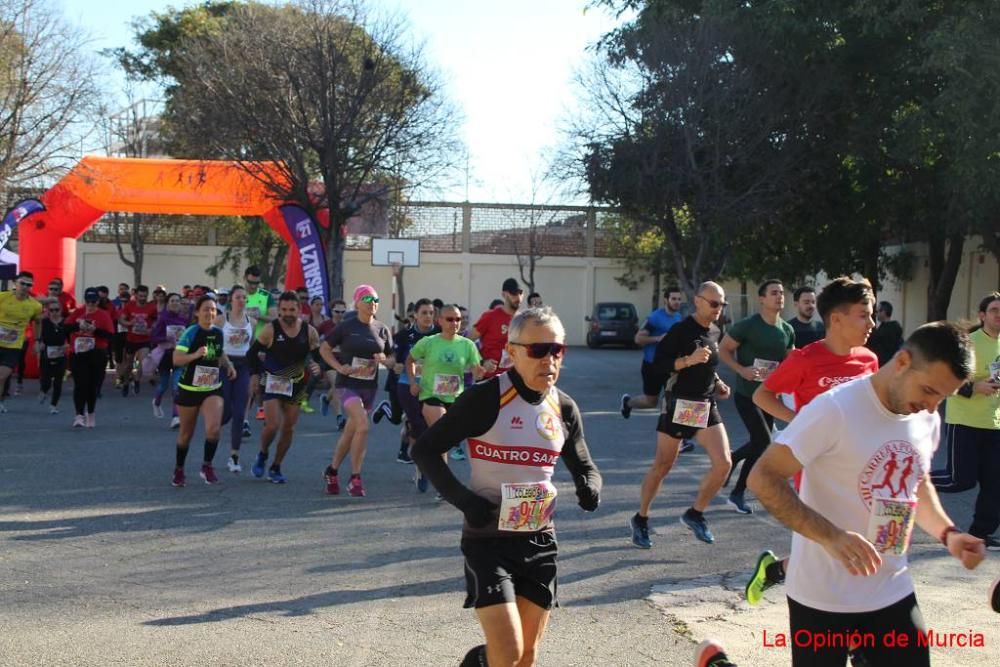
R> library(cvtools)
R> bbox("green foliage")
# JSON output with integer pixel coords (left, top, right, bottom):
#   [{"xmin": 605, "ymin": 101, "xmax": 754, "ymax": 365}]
[{"xmin": 206, "ymin": 216, "xmax": 287, "ymax": 287}]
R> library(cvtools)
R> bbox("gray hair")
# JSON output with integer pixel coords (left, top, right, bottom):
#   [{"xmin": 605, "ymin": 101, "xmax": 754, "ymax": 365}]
[{"xmin": 508, "ymin": 306, "xmax": 566, "ymax": 342}]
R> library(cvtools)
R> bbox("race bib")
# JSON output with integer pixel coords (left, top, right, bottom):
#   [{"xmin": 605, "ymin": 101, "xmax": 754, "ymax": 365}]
[
  {"xmin": 265, "ymin": 373, "xmax": 293, "ymax": 396},
  {"xmin": 990, "ymin": 360, "xmax": 1000, "ymax": 383},
  {"xmin": 116, "ymin": 323, "xmax": 127, "ymax": 333},
  {"xmin": 498, "ymin": 482, "xmax": 557, "ymax": 532},
  {"xmin": 166, "ymin": 325, "xmax": 185, "ymax": 343},
  {"xmin": 246, "ymin": 307, "xmax": 261, "ymax": 319},
  {"xmin": 0, "ymin": 325, "xmax": 18, "ymax": 344},
  {"xmin": 672, "ymin": 398, "xmax": 710, "ymax": 428},
  {"xmin": 46, "ymin": 345, "xmax": 65, "ymax": 359},
  {"xmin": 866, "ymin": 496, "xmax": 917, "ymax": 555},
  {"xmin": 74, "ymin": 336, "xmax": 95, "ymax": 353},
  {"xmin": 226, "ymin": 329, "xmax": 250, "ymax": 348},
  {"xmin": 192, "ymin": 365, "xmax": 220, "ymax": 388},
  {"xmin": 753, "ymin": 358, "xmax": 780, "ymax": 380},
  {"xmin": 350, "ymin": 357, "xmax": 377, "ymax": 381},
  {"xmin": 132, "ymin": 315, "xmax": 149, "ymax": 335},
  {"xmin": 433, "ymin": 373, "xmax": 461, "ymax": 397}
]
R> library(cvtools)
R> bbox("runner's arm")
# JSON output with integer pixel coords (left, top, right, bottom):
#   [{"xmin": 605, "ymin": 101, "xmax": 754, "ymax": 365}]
[
  {"xmin": 557, "ymin": 392, "xmax": 602, "ymax": 510},
  {"xmin": 467, "ymin": 326, "xmax": 481, "ymax": 342},
  {"xmin": 633, "ymin": 320, "xmax": 660, "ymax": 347},
  {"xmin": 915, "ymin": 473, "xmax": 985, "ymax": 569},
  {"xmin": 718, "ymin": 334, "xmax": 753, "ymax": 381},
  {"xmin": 752, "ymin": 383, "xmax": 796, "ymax": 423}
]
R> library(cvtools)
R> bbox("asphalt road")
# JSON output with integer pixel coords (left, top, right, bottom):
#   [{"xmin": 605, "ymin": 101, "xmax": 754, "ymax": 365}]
[{"xmin": 1, "ymin": 347, "xmax": 997, "ymax": 666}]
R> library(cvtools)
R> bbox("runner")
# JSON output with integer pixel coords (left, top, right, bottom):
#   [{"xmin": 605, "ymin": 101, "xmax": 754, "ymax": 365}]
[
  {"xmin": 867, "ymin": 300, "xmax": 905, "ymax": 367},
  {"xmin": 620, "ymin": 286, "xmax": 684, "ymax": 419},
  {"xmin": 0, "ymin": 272, "xmax": 42, "ymax": 413},
  {"xmin": 65, "ymin": 288, "xmax": 115, "ymax": 427},
  {"xmin": 150, "ymin": 293, "xmax": 189, "ymax": 427},
  {"xmin": 110, "ymin": 283, "xmax": 130, "ymax": 376},
  {"xmin": 931, "ymin": 292, "xmax": 1000, "ymax": 550},
  {"xmin": 36, "ymin": 299, "xmax": 69, "ymax": 414},
  {"xmin": 628, "ymin": 281, "xmax": 733, "ymax": 548},
  {"xmin": 318, "ymin": 299, "xmax": 347, "ymax": 430},
  {"xmin": 469, "ymin": 277, "xmax": 522, "ymax": 377},
  {"xmin": 410, "ymin": 306, "xmax": 601, "ymax": 667},
  {"xmin": 391, "ymin": 298, "xmax": 439, "ymax": 465},
  {"xmin": 748, "ymin": 321, "xmax": 985, "ymax": 667},
  {"xmin": 718, "ymin": 279, "xmax": 794, "ymax": 514},
  {"xmin": 170, "ymin": 295, "xmax": 237, "ymax": 487},
  {"xmin": 244, "ymin": 265, "xmax": 277, "ymax": 423},
  {"xmin": 217, "ymin": 285, "xmax": 255, "ymax": 473},
  {"xmin": 320, "ymin": 284, "xmax": 393, "ymax": 496},
  {"xmin": 787, "ymin": 286, "xmax": 825, "ymax": 347},
  {"xmin": 117, "ymin": 285, "xmax": 158, "ymax": 396}
]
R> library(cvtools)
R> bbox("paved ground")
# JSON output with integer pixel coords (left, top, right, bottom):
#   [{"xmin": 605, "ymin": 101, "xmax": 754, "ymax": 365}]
[{"xmin": 1, "ymin": 347, "xmax": 997, "ymax": 666}]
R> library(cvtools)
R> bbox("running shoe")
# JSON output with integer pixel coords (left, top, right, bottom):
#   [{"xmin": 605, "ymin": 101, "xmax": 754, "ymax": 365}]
[
  {"xmin": 415, "ymin": 470, "xmax": 429, "ymax": 493},
  {"xmin": 267, "ymin": 466, "xmax": 286, "ymax": 484},
  {"xmin": 680, "ymin": 511, "xmax": 715, "ymax": 544},
  {"xmin": 49, "ymin": 405, "xmax": 59, "ymax": 415},
  {"xmin": 726, "ymin": 493, "xmax": 752, "ymax": 515},
  {"xmin": 38, "ymin": 392, "xmax": 47, "ymax": 404},
  {"xmin": 449, "ymin": 446, "xmax": 466, "ymax": 461},
  {"xmin": 680, "ymin": 439, "xmax": 696, "ymax": 454},
  {"xmin": 745, "ymin": 550, "xmax": 778, "ymax": 606},
  {"xmin": 251, "ymin": 452, "xmax": 267, "ymax": 478},
  {"xmin": 85, "ymin": 413, "xmax": 96, "ymax": 428},
  {"xmin": 620, "ymin": 393, "xmax": 632, "ymax": 419},
  {"xmin": 242, "ymin": 420, "xmax": 252, "ymax": 438},
  {"xmin": 372, "ymin": 400, "xmax": 391, "ymax": 425},
  {"xmin": 0, "ymin": 401, "xmax": 6, "ymax": 413},
  {"xmin": 336, "ymin": 414, "xmax": 346, "ymax": 431},
  {"xmin": 348, "ymin": 475, "xmax": 365, "ymax": 497},
  {"xmin": 200, "ymin": 464, "xmax": 219, "ymax": 484},
  {"xmin": 397, "ymin": 445, "xmax": 413, "ymax": 464},
  {"xmin": 629, "ymin": 514, "xmax": 652, "ymax": 549},
  {"xmin": 121, "ymin": 382, "xmax": 129, "ymax": 398},
  {"xmin": 299, "ymin": 399, "xmax": 315, "ymax": 414},
  {"xmin": 13, "ymin": 381, "xmax": 21, "ymax": 396},
  {"xmin": 169, "ymin": 416, "xmax": 180, "ymax": 429},
  {"xmin": 695, "ymin": 639, "xmax": 737, "ymax": 667},
  {"xmin": 985, "ymin": 535, "xmax": 1000, "ymax": 551},
  {"xmin": 72, "ymin": 414, "xmax": 85, "ymax": 428},
  {"xmin": 152, "ymin": 399, "xmax": 164, "ymax": 419},
  {"xmin": 133, "ymin": 379, "xmax": 141, "ymax": 396},
  {"xmin": 227, "ymin": 456, "xmax": 242, "ymax": 474},
  {"xmin": 320, "ymin": 394, "xmax": 330, "ymax": 416},
  {"xmin": 255, "ymin": 406, "xmax": 265, "ymax": 420},
  {"xmin": 171, "ymin": 467, "xmax": 185, "ymax": 487},
  {"xmin": 324, "ymin": 466, "xmax": 339, "ymax": 495}
]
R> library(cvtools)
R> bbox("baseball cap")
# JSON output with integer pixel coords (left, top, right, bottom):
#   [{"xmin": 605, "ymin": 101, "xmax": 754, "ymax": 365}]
[
  {"xmin": 502, "ymin": 278, "xmax": 522, "ymax": 294},
  {"xmin": 84, "ymin": 287, "xmax": 100, "ymax": 302},
  {"xmin": 217, "ymin": 287, "xmax": 230, "ymax": 295}
]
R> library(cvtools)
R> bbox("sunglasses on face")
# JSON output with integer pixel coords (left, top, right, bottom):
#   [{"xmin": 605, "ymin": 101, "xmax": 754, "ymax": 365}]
[
  {"xmin": 48, "ymin": 308, "xmax": 61, "ymax": 313},
  {"xmin": 509, "ymin": 341, "xmax": 567, "ymax": 359},
  {"xmin": 360, "ymin": 295, "xmax": 379, "ymax": 304},
  {"xmin": 332, "ymin": 309, "xmax": 346, "ymax": 314},
  {"xmin": 697, "ymin": 295, "xmax": 728, "ymax": 309},
  {"xmin": 443, "ymin": 316, "xmax": 462, "ymax": 323},
  {"xmin": 48, "ymin": 286, "xmax": 60, "ymax": 291},
  {"xmin": 17, "ymin": 281, "xmax": 32, "ymax": 288},
  {"xmin": 246, "ymin": 279, "xmax": 260, "ymax": 285}
]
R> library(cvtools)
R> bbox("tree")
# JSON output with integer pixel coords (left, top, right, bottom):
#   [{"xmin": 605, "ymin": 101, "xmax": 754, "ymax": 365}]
[
  {"xmin": 598, "ymin": 212, "xmax": 672, "ymax": 310},
  {"xmin": 0, "ymin": 0, "xmax": 100, "ymax": 186},
  {"xmin": 206, "ymin": 216, "xmax": 288, "ymax": 288}
]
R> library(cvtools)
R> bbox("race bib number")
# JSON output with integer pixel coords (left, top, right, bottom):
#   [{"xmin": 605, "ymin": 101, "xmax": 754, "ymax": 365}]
[
  {"xmin": 166, "ymin": 325, "xmax": 185, "ymax": 343},
  {"xmin": 192, "ymin": 365, "xmax": 220, "ymax": 388},
  {"xmin": 132, "ymin": 315, "xmax": 149, "ymax": 335},
  {"xmin": 46, "ymin": 345, "xmax": 65, "ymax": 359},
  {"xmin": 350, "ymin": 357, "xmax": 377, "ymax": 381},
  {"xmin": 990, "ymin": 360, "xmax": 1000, "ymax": 383},
  {"xmin": 498, "ymin": 482, "xmax": 557, "ymax": 532},
  {"xmin": 0, "ymin": 325, "xmax": 18, "ymax": 344},
  {"xmin": 753, "ymin": 358, "xmax": 780, "ymax": 380},
  {"xmin": 672, "ymin": 398, "xmax": 710, "ymax": 428},
  {"xmin": 246, "ymin": 307, "xmax": 261, "ymax": 319},
  {"xmin": 74, "ymin": 336, "xmax": 95, "ymax": 353},
  {"xmin": 433, "ymin": 373, "xmax": 461, "ymax": 397},
  {"xmin": 866, "ymin": 496, "xmax": 917, "ymax": 555},
  {"xmin": 226, "ymin": 329, "xmax": 250, "ymax": 349},
  {"xmin": 265, "ymin": 373, "xmax": 293, "ymax": 396}
]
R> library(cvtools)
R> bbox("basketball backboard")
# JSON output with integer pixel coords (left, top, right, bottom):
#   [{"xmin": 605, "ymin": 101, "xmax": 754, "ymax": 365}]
[{"xmin": 371, "ymin": 238, "xmax": 420, "ymax": 267}]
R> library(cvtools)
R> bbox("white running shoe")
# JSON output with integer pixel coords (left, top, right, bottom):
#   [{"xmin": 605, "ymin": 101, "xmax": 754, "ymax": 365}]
[
  {"xmin": 227, "ymin": 457, "xmax": 242, "ymax": 474},
  {"xmin": 169, "ymin": 416, "xmax": 180, "ymax": 429},
  {"xmin": 49, "ymin": 405, "xmax": 59, "ymax": 415},
  {"xmin": 0, "ymin": 401, "xmax": 7, "ymax": 413},
  {"xmin": 152, "ymin": 399, "xmax": 164, "ymax": 418},
  {"xmin": 85, "ymin": 413, "xmax": 96, "ymax": 428},
  {"xmin": 72, "ymin": 414, "xmax": 85, "ymax": 428},
  {"xmin": 38, "ymin": 392, "xmax": 48, "ymax": 404}
]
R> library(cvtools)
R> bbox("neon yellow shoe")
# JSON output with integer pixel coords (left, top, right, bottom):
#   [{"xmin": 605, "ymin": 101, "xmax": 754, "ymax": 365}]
[
  {"xmin": 299, "ymin": 400, "xmax": 315, "ymax": 414},
  {"xmin": 745, "ymin": 550, "xmax": 778, "ymax": 606}
]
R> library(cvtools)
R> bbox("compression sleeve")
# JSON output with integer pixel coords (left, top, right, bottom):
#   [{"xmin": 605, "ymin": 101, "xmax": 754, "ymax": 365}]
[{"xmin": 557, "ymin": 390, "xmax": 603, "ymax": 494}]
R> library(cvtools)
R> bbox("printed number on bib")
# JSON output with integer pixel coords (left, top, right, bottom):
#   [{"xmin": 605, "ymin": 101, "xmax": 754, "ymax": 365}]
[
  {"xmin": 866, "ymin": 496, "xmax": 917, "ymax": 555},
  {"xmin": 350, "ymin": 357, "xmax": 377, "ymax": 381},
  {"xmin": 0, "ymin": 325, "xmax": 18, "ymax": 344},
  {"xmin": 166, "ymin": 325, "xmax": 185, "ymax": 342},
  {"xmin": 74, "ymin": 337, "xmax": 95, "ymax": 353},
  {"xmin": 193, "ymin": 365, "xmax": 220, "ymax": 388},
  {"xmin": 753, "ymin": 358, "xmax": 780, "ymax": 380},
  {"xmin": 990, "ymin": 361, "xmax": 1000, "ymax": 383},
  {"xmin": 46, "ymin": 345, "xmax": 65, "ymax": 359},
  {"xmin": 132, "ymin": 316, "xmax": 149, "ymax": 335},
  {"xmin": 498, "ymin": 482, "xmax": 557, "ymax": 532},
  {"xmin": 226, "ymin": 330, "xmax": 250, "ymax": 349},
  {"xmin": 265, "ymin": 373, "xmax": 293, "ymax": 397},
  {"xmin": 672, "ymin": 398, "xmax": 710, "ymax": 428},
  {"xmin": 433, "ymin": 373, "xmax": 461, "ymax": 397}
]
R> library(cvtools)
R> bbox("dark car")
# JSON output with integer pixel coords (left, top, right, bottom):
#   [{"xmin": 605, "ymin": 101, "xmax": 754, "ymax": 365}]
[{"xmin": 586, "ymin": 302, "xmax": 639, "ymax": 348}]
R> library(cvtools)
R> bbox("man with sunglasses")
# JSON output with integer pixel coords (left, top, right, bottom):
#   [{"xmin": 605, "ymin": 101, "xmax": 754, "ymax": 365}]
[
  {"xmin": 629, "ymin": 281, "xmax": 734, "ymax": 548},
  {"xmin": 0, "ymin": 271, "xmax": 42, "ymax": 412},
  {"xmin": 470, "ymin": 277, "xmax": 523, "ymax": 378},
  {"xmin": 411, "ymin": 306, "xmax": 601, "ymax": 667},
  {"xmin": 37, "ymin": 298, "xmax": 70, "ymax": 414}
]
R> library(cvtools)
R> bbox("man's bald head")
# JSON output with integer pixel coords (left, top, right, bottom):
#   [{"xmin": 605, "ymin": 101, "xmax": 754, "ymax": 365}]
[{"xmin": 693, "ymin": 281, "xmax": 726, "ymax": 321}]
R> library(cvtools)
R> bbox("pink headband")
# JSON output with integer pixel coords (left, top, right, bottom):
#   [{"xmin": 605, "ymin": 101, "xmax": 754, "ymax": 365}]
[{"xmin": 353, "ymin": 284, "xmax": 378, "ymax": 303}]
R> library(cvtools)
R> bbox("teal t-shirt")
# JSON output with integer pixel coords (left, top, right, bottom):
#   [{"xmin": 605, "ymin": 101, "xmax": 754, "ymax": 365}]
[
  {"xmin": 410, "ymin": 334, "xmax": 481, "ymax": 403},
  {"xmin": 728, "ymin": 314, "xmax": 795, "ymax": 397}
]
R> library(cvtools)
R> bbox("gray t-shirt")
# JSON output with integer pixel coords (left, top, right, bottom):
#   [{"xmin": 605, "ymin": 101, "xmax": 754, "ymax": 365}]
[{"xmin": 323, "ymin": 316, "xmax": 393, "ymax": 389}]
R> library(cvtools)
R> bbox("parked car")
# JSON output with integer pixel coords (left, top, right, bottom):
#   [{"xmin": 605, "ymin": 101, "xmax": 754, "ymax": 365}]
[{"xmin": 585, "ymin": 302, "xmax": 639, "ymax": 348}]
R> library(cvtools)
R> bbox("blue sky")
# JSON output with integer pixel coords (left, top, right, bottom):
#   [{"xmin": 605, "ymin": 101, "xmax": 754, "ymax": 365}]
[{"xmin": 62, "ymin": 0, "xmax": 620, "ymax": 204}]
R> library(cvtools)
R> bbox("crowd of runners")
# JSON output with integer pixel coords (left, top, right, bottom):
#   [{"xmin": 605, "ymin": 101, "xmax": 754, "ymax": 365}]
[{"xmin": 2, "ymin": 265, "xmax": 998, "ymax": 666}]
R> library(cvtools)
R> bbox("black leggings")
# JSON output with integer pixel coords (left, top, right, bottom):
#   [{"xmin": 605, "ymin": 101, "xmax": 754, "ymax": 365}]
[
  {"xmin": 40, "ymin": 358, "xmax": 67, "ymax": 406},
  {"xmin": 788, "ymin": 593, "xmax": 928, "ymax": 667},
  {"xmin": 71, "ymin": 349, "xmax": 106, "ymax": 415},
  {"xmin": 731, "ymin": 392, "xmax": 774, "ymax": 496},
  {"xmin": 931, "ymin": 422, "xmax": 1000, "ymax": 538}
]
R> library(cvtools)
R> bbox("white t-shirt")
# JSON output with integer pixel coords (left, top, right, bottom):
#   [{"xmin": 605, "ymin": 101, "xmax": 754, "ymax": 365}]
[{"xmin": 778, "ymin": 376, "xmax": 939, "ymax": 613}]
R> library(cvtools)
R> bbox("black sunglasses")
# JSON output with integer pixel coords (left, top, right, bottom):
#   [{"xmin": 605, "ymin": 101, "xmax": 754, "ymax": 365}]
[
  {"xmin": 48, "ymin": 308, "xmax": 61, "ymax": 313},
  {"xmin": 332, "ymin": 309, "xmax": 346, "ymax": 314},
  {"xmin": 17, "ymin": 281, "xmax": 33, "ymax": 288},
  {"xmin": 443, "ymin": 316, "xmax": 462, "ymax": 323},
  {"xmin": 697, "ymin": 295, "xmax": 728, "ymax": 309},
  {"xmin": 509, "ymin": 342, "xmax": 566, "ymax": 359}
]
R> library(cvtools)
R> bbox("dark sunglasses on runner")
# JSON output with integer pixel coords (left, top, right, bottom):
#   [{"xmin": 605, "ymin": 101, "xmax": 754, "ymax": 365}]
[
  {"xmin": 332, "ymin": 309, "xmax": 346, "ymax": 314},
  {"xmin": 17, "ymin": 280, "xmax": 32, "ymax": 288},
  {"xmin": 361, "ymin": 295, "xmax": 379, "ymax": 304},
  {"xmin": 48, "ymin": 307, "xmax": 61, "ymax": 313},
  {"xmin": 697, "ymin": 295, "xmax": 728, "ymax": 309},
  {"xmin": 509, "ymin": 342, "xmax": 566, "ymax": 359},
  {"xmin": 443, "ymin": 316, "xmax": 462, "ymax": 323}
]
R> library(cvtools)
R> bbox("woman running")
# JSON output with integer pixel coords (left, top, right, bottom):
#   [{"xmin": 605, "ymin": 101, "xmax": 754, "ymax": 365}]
[
  {"xmin": 171, "ymin": 295, "xmax": 236, "ymax": 487},
  {"xmin": 37, "ymin": 299, "xmax": 70, "ymax": 414},
  {"xmin": 150, "ymin": 293, "xmax": 189, "ymax": 427},
  {"xmin": 65, "ymin": 288, "xmax": 115, "ymax": 427},
  {"xmin": 217, "ymin": 285, "xmax": 255, "ymax": 474},
  {"xmin": 320, "ymin": 284, "xmax": 394, "ymax": 497}
]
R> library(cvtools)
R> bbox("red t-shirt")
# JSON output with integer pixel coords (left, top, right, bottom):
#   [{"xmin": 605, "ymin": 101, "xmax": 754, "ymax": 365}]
[
  {"xmin": 473, "ymin": 306, "xmax": 514, "ymax": 365},
  {"xmin": 66, "ymin": 307, "xmax": 114, "ymax": 351},
  {"xmin": 123, "ymin": 301, "xmax": 158, "ymax": 342},
  {"xmin": 764, "ymin": 340, "xmax": 879, "ymax": 411},
  {"xmin": 316, "ymin": 319, "xmax": 335, "ymax": 338},
  {"xmin": 56, "ymin": 292, "xmax": 76, "ymax": 317}
]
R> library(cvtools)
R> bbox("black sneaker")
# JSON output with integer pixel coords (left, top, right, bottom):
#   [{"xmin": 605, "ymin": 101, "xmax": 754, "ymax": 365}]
[
  {"xmin": 681, "ymin": 511, "xmax": 715, "ymax": 544},
  {"xmin": 985, "ymin": 535, "xmax": 1000, "ymax": 551},
  {"xmin": 620, "ymin": 393, "xmax": 632, "ymax": 419},
  {"xmin": 372, "ymin": 400, "xmax": 389, "ymax": 424},
  {"xmin": 133, "ymin": 379, "xmax": 141, "ymax": 396},
  {"xmin": 680, "ymin": 439, "xmax": 696, "ymax": 454},
  {"xmin": 397, "ymin": 447, "xmax": 413, "ymax": 464},
  {"xmin": 726, "ymin": 493, "xmax": 752, "ymax": 515},
  {"xmin": 336, "ymin": 414, "xmax": 346, "ymax": 431},
  {"xmin": 242, "ymin": 420, "xmax": 252, "ymax": 438},
  {"xmin": 629, "ymin": 514, "xmax": 652, "ymax": 549}
]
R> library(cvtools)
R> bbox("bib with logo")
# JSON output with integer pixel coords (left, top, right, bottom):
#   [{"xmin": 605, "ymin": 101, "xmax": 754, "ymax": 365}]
[
  {"xmin": 46, "ymin": 345, "xmax": 65, "ymax": 359},
  {"xmin": 166, "ymin": 325, "xmax": 185, "ymax": 343},
  {"xmin": 672, "ymin": 398, "xmax": 710, "ymax": 428},
  {"xmin": 132, "ymin": 315, "xmax": 150, "ymax": 335},
  {"xmin": 265, "ymin": 373, "xmax": 293, "ymax": 396},
  {"xmin": 0, "ymin": 325, "xmax": 18, "ymax": 344},
  {"xmin": 866, "ymin": 496, "xmax": 917, "ymax": 555},
  {"xmin": 433, "ymin": 373, "xmax": 462, "ymax": 397},
  {"xmin": 753, "ymin": 358, "xmax": 780, "ymax": 380},
  {"xmin": 74, "ymin": 337, "xmax": 95, "ymax": 353},
  {"xmin": 497, "ymin": 481, "xmax": 557, "ymax": 532},
  {"xmin": 351, "ymin": 357, "xmax": 378, "ymax": 381},
  {"xmin": 226, "ymin": 329, "xmax": 250, "ymax": 349},
  {"xmin": 192, "ymin": 365, "xmax": 220, "ymax": 388}
]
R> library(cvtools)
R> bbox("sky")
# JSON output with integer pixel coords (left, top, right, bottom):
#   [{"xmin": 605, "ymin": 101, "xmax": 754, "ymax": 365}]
[{"xmin": 60, "ymin": 0, "xmax": 622, "ymax": 204}]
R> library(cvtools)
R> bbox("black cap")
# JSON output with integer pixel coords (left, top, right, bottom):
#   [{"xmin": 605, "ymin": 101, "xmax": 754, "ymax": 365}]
[
  {"xmin": 502, "ymin": 278, "xmax": 521, "ymax": 294},
  {"xmin": 84, "ymin": 287, "xmax": 99, "ymax": 302}
]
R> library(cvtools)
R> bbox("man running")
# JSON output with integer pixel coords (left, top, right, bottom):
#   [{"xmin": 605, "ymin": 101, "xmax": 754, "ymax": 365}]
[
  {"xmin": 748, "ymin": 322, "xmax": 985, "ymax": 667},
  {"xmin": 931, "ymin": 292, "xmax": 1000, "ymax": 550},
  {"xmin": 411, "ymin": 306, "xmax": 601, "ymax": 667},
  {"xmin": 469, "ymin": 277, "xmax": 522, "ymax": 376},
  {"xmin": 244, "ymin": 265, "xmax": 277, "ymax": 423},
  {"xmin": 629, "ymin": 282, "xmax": 733, "ymax": 548},
  {"xmin": 0, "ymin": 272, "xmax": 42, "ymax": 413},
  {"xmin": 719, "ymin": 280, "xmax": 794, "ymax": 514},
  {"xmin": 867, "ymin": 300, "xmax": 905, "ymax": 367},
  {"xmin": 620, "ymin": 286, "xmax": 684, "ymax": 419},
  {"xmin": 318, "ymin": 299, "xmax": 347, "ymax": 430},
  {"xmin": 391, "ymin": 298, "xmax": 439, "ymax": 464},
  {"xmin": 787, "ymin": 286, "xmax": 825, "ymax": 347},
  {"xmin": 249, "ymin": 291, "xmax": 321, "ymax": 484},
  {"xmin": 745, "ymin": 276, "xmax": 879, "ymax": 604},
  {"xmin": 118, "ymin": 285, "xmax": 158, "ymax": 396}
]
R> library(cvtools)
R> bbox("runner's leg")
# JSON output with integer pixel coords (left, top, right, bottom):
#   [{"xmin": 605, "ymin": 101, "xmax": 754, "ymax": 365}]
[
  {"xmin": 638, "ymin": 432, "xmax": 683, "ymax": 517},
  {"xmin": 272, "ymin": 400, "xmax": 300, "ymax": 466},
  {"xmin": 693, "ymin": 424, "xmax": 731, "ymax": 512}
]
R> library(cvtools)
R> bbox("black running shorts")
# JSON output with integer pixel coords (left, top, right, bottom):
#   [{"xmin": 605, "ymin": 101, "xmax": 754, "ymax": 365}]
[
  {"xmin": 175, "ymin": 387, "xmax": 222, "ymax": 408},
  {"xmin": 656, "ymin": 395, "xmax": 722, "ymax": 440},
  {"xmin": 461, "ymin": 532, "xmax": 558, "ymax": 610}
]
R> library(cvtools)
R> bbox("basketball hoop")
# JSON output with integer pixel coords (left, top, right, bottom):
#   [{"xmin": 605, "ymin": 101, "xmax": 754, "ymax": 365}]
[{"xmin": 391, "ymin": 262, "xmax": 402, "ymax": 278}]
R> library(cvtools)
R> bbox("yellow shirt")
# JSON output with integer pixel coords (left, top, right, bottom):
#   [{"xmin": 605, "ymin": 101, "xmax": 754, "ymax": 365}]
[
  {"xmin": 945, "ymin": 328, "xmax": 1000, "ymax": 430},
  {"xmin": 0, "ymin": 291, "xmax": 42, "ymax": 349}
]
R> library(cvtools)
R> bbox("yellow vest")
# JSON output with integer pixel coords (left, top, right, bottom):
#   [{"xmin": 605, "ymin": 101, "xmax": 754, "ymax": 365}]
[{"xmin": 945, "ymin": 328, "xmax": 1000, "ymax": 430}]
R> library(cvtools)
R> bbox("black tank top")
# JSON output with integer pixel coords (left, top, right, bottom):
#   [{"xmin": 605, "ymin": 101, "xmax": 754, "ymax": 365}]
[{"xmin": 264, "ymin": 318, "xmax": 310, "ymax": 379}]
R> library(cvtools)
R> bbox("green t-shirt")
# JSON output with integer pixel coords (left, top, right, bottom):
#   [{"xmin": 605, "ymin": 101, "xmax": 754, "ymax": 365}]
[
  {"xmin": 728, "ymin": 313, "xmax": 795, "ymax": 397},
  {"xmin": 246, "ymin": 289, "xmax": 275, "ymax": 338},
  {"xmin": 946, "ymin": 328, "xmax": 1000, "ymax": 430},
  {"xmin": 410, "ymin": 334, "xmax": 481, "ymax": 403}
]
